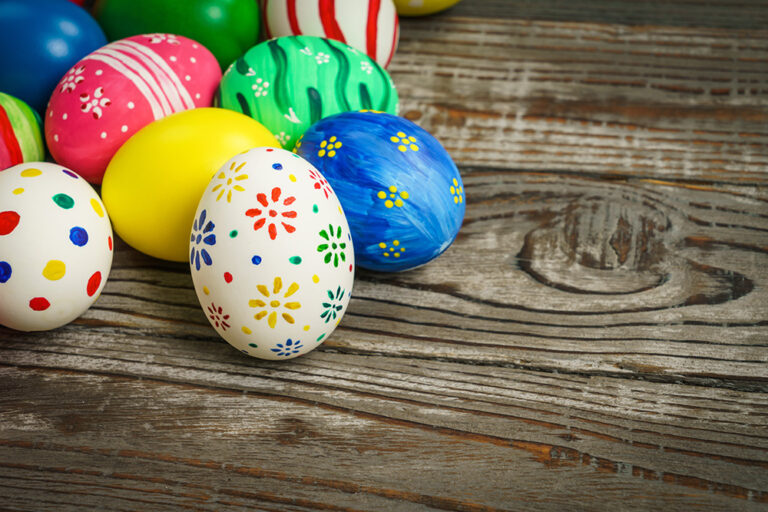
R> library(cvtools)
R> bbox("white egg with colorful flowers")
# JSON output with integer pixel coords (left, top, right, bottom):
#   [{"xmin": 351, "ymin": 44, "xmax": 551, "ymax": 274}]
[
  {"xmin": 0, "ymin": 162, "xmax": 113, "ymax": 331},
  {"xmin": 190, "ymin": 147, "xmax": 354, "ymax": 360}
]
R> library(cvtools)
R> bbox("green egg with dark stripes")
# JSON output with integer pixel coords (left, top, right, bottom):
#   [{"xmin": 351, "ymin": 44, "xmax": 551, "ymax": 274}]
[
  {"xmin": 0, "ymin": 92, "xmax": 44, "ymax": 171},
  {"xmin": 217, "ymin": 35, "xmax": 398, "ymax": 150}
]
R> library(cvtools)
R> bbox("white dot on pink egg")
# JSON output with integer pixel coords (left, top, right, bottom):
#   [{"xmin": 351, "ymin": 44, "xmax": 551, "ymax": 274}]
[
  {"xmin": 170, "ymin": 56, "xmax": 177, "ymax": 62},
  {"xmin": 195, "ymin": 93, "xmax": 200, "ymax": 99},
  {"xmin": 54, "ymin": 134, "xmax": 59, "ymax": 142},
  {"xmin": 121, "ymin": 125, "xmax": 128, "ymax": 133},
  {"xmin": 95, "ymin": 70, "xmax": 103, "ymax": 76},
  {"xmin": 185, "ymin": 75, "xmax": 191, "ymax": 81},
  {"xmin": 62, "ymin": 113, "xmax": 67, "ymax": 120},
  {"xmin": 190, "ymin": 57, "xmax": 196, "ymax": 63},
  {"xmin": 100, "ymin": 132, "xmax": 107, "ymax": 139},
  {"xmin": 127, "ymin": 102, "xmax": 134, "ymax": 109}
]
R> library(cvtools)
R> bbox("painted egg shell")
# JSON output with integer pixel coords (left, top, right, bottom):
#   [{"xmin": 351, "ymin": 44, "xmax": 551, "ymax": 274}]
[
  {"xmin": 262, "ymin": 0, "xmax": 399, "ymax": 68},
  {"xmin": 0, "ymin": 93, "xmax": 45, "ymax": 171},
  {"xmin": 93, "ymin": 0, "xmax": 261, "ymax": 70},
  {"xmin": 393, "ymin": 0, "xmax": 462, "ymax": 16},
  {"xmin": 0, "ymin": 0, "xmax": 107, "ymax": 114},
  {"xmin": 0, "ymin": 162, "xmax": 113, "ymax": 332},
  {"xmin": 296, "ymin": 111, "xmax": 464, "ymax": 272},
  {"xmin": 218, "ymin": 35, "xmax": 398, "ymax": 150},
  {"xmin": 102, "ymin": 108, "xmax": 279, "ymax": 262},
  {"xmin": 191, "ymin": 147, "xmax": 354, "ymax": 360},
  {"xmin": 45, "ymin": 34, "xmax": 222, "ymax": 184}
]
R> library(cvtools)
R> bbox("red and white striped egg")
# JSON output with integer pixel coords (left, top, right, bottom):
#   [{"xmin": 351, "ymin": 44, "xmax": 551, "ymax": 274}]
[
  {"xmin": 262, "ymin": 0, "xmax": 399, "ymax": 68},
  {"xmin": 45, "ymin": 34, "xmax": 222, "ymax": 184}
]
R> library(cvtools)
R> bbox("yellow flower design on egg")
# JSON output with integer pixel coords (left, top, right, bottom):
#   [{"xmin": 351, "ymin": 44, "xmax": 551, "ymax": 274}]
[
  {"xmin": 390, "ymin": 132, "xmax": 419, "ymax": 152},
  {"xmin": 377, "ymin": 185, "xmax": 409, "ymax": 208},
  {"xmin": 318, "ymin": 136, "xmax": 342, "ymax": 158},
  {"xmin": 248, "ymin": 277, "xmax": 301, "ymax": 328},
  {"xmin": 450, "ymin": 178, "xmax": 463, "ymax": 204},
  {"xmin": 379, "ymin": 240, "xmax": 405, "ymax": 258},
  {"xmin": 211, "ymin": 160, "xmax": 248, "ymax": 202}
]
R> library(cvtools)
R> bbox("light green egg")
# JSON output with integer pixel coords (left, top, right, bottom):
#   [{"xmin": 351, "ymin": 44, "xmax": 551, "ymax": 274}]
[{"xmin": 217, "ymin": 35, "xmax": 399, "ymax": 150}]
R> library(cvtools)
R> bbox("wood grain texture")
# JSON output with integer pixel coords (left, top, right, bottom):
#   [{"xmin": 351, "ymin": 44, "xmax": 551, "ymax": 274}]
[{"xmin": 1, "ymin": 1, "xmax": 767, "ymax": 510}]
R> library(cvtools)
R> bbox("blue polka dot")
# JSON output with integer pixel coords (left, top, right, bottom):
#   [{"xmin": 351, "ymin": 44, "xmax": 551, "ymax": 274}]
[
  {"xmin": 62, "ymin": 169, "xmax": 79, "ymax": 179},
  {"xmin": 0, "ymin": 261, "xmax": 11, "ymax": 283},
  {"xmin": 251, "ymin": 255, "xmax": 262, "ymax": 265},
  {"xmin": 272, "ymin": 163, "xmax": 283, "ymax": 170},
  {"xmin": 69, "ymin": 227, "xmax": 88, "ymax": 246}
]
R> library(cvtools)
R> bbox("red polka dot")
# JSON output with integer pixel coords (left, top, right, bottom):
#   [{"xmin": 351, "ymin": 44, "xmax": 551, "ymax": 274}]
[
  {"xmin": 108, "ymin": 236, "xmax": 113, "ymax": 251},
  {"xmin": 87, "ymin": 271, "xmax": 101, "ymax": 297},
  {"xmin": 29, "ymin": 297, "xmax": 50, "ymax": 311},
  {"xmin": 224, "ymin": 272, "xmax": 233, "ymax": 283},
  {"xmin": 0, "ymin": 211, "xmax": 20, "ymax": 235},
  {"xmin": 349, "ymin": 264, "xmax": 353, "ymax": 272},
  {"xmin": 266, "ymin": 148, "xmax": 274, "ymax": 152}
]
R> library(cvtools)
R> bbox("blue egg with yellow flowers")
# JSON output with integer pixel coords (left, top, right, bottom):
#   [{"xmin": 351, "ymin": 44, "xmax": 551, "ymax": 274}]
[{"xmin": 295, "ymin": 111, "xmax": 464, "ymax": 272}]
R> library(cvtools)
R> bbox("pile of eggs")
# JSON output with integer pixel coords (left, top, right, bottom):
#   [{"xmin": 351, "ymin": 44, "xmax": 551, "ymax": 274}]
[{"xmin": 0, "ymin": 0, "xmax": 465, "ymax": 360}]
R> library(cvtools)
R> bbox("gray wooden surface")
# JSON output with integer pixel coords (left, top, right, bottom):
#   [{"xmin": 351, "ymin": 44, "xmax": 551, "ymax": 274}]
[{"xmin": 2, "ymin": 1, "xmax": 768, "ymax": 510}]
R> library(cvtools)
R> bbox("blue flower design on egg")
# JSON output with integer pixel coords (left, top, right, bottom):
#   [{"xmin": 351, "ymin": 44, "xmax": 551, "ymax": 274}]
[
  {"xmin": 190, "ymin": 209, "xmax": 216, "ymax": 271},
  {"xmin": 271, "ymin": 338, "xmax": 303, "ymax": 357}
]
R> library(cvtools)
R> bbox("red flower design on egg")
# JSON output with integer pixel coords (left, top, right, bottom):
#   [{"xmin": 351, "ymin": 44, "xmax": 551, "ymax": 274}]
[
  {"xmin": 308, "ymin": 168, "xmax": 333, "ymax": 199},
  {"xmin": 245, "ymin": 187, "xmax": 297, "ymax": 240},
  {"xmin": 80, "ymin": 87, "xmax": 111, "ymax": 119}
]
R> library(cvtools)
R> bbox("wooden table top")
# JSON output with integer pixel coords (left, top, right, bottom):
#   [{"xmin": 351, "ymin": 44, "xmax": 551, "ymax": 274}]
[{"xmin": 2, "ymin": 1, "xmax": 767, "ymax": 510}]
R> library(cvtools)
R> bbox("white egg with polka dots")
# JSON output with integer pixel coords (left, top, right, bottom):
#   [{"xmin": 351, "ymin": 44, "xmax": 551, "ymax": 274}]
[
  {"xmin": 190, "ymin": 148, "xmax": 354, "ymax": 360},
  {"xmin": 0, "ymin": 162, "xmax": 114, "ymax": 331}
]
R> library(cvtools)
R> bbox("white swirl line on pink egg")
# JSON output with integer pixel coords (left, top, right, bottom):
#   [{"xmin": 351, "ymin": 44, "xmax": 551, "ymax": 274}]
[
  {"xmin": 83, "ymin": 53, "xmax": 167, "ymax": 119},
  {"xmin": 95, "ymin": 47, "xmax": 174, "ymax": 115},
  {"xmin": 115, "ymin": 40, "xmax": 195, "ymax": 110}
]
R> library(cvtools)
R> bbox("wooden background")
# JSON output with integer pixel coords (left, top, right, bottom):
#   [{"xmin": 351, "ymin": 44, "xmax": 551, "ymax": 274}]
[{"xmin": 2, "ymin": 1, "xmax": 767, "ymax": 510}]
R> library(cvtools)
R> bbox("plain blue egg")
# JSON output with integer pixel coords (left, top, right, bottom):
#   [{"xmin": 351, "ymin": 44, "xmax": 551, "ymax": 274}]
[
  {"xmin": 296, "ymin": 111, "xmax": 465, "ymax": 272},
  {"xmin": 0, "ymin": 0, "xmax": 107, "ymax": 114}
]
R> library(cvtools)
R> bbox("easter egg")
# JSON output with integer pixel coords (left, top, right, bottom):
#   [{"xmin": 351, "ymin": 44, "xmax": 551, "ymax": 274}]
[
  {"xmin": 393, "ymin": 0, "xmax": 462, "ymax": 16},
  {"xmin": 262, "ymin": 0, "xmax": 400, "ymax": 68},
  {"xmin": 0, "ymin": 162, "xmax": 113, "ymax": 332},
  {"xmin": 295, "ymin": 111, "xmax": 464, "ymax": 271},
  {"xmin": 218, "ymin": 35, "xmax": 398, "ymax": 150},
  {"xmin": 45, "ymin": 34, "xmax": 222, "ymax": 184},
  {"xmin": 0, "ymin": 0, "xmax": 107, "ymax": 114},
  {"xmin": 0, "ymin": 93, "xmax": 44, "ymax": 171},
  {"xmin": 101, "ymin": 108, "xmax": 279, "ymax": 262},
  {"xmin": 191, "ymin": 147, "xmax": 354, "ymax": 360},
  {"xmin": 93, "ymin": 0, "xmax": 261, "ymax": 70}
]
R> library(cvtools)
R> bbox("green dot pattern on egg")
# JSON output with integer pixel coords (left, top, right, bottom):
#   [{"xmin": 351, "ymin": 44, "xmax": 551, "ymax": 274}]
[{"xmin": 218, "ymin": 35, "xmax": 399, "ymax": 151}]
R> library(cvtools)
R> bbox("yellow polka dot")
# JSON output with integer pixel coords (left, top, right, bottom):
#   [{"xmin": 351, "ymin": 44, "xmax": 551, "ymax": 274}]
[
  {"xmin": 389, "ymin": 185, "xmax": 397, "ymax": 193},
  {"xmin": 394, "ymin": 198, "xmax": 403, "ymax": 207},
  {"xmin": 398, "ymin": 145, "xmax": 407, "ymax": 152},
  {"xmin": 20, "ymin": 168, "xmax": 41, "ymax": 177},
  {"xmin": 390, "ymin": 136, "xmax": 399, "ymax": 143},
  {"xmin": 330, "ymin": 136, "xmax": 336, "ymax": 142},
  {"xmin": 409, "ymin": 136, "xmax": 416, "ymax": 142},
  {"xmin": 242, "ymin": 326, "xmax": 252, "ymax": 334},
  {"xmin": 401, "ymin": 248, "xmax": 405, "ymax": 252},
  {"xmin": 12, "ymin": 188, "xmax": 23, "ymax": 195},
  {"xmin": 383, "ymin": 252, "xmax": 389, "ymax": 257},
  {"xmin": 394, "ymin": 253, "xmax": 400, "ymax": 258},
  {"xmin": 397, "ymin": 132, "xmax": 406, "ymax": 138},
  {"xmin": 458, "ymin": 187, "xmax": 463, "ymax": 194},
  {"xmin": 400, "ymin": 191, "xmax": 409, "ymax": 199},
  {"xmin": 320, "ymin": 140, "xmax": 327, "ymax": 148},
  {"xmin": 377, "ymin": 191, "xmax": 386, "ymax": 199},
  {"xmin": 312, "ymin": 274, "xmax": 319, "ymax": 283},
  {"xmin": 459, "ymin": 196, "xmax": 463, "ymax": 203},
  {"xmin": 334, "ymin": 142, "xmax": 342, "ymax": 148},
  {"xmin": 318, "ymin": 149, "xmax": 326, "ymax": 157},
  {"xmin": 42, "ymin": 260, "xmax": 66, "ymax": 281},
  {"xmin": 450, "ymin": 186, "xmax": 456, "ymax": 194},
  {"xmin": 384, "ymin": 200, "xmax": 394, "ymax": 208},
  {"xmin": 410, "ymin": 144, "xmax": 419, "ymax": 151},
  {"xmin": 90, "ymin": 198, "xmax": 104, "ymax": 217},
  {"xmin": 453, "ymin": 178, "xmax": 459, "ymax": 186},
  {"xmin": 454, "ymin": 196, "xmax": 459, "ymax": 204},
  {"xmin": 303, "ymin": 325, "xmax": 310, "ymax": 331},
  {"xmin": 393, "ymin": 240, "xmax": 400, "ymax": 246},
  {"xmin": 379, "ymin": 242, "xmax": 386, "ymax": 248},
  {"xmin": 401, "ymin": 138, "xmax": 409, "ymax": 144},
  {"xmin": 289, "ymin": 174, "xmax": 296, "ymax": 182},
  {"xmin": 203, "ymin": 286, "xmax": 210, "ymax": 295},
  {"xmin": 328, "ymin": 150, "xmax": 336, "ymax": 157}
]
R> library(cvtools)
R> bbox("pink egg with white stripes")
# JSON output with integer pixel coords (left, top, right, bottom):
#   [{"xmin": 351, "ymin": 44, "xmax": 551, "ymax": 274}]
[
  {"xmin": 45, "ymin": 34, "xmax": 222, "ymax": 184},
  {"xmin": 262, "ymin": 0, "xmax": 399, "ymax": 68}
]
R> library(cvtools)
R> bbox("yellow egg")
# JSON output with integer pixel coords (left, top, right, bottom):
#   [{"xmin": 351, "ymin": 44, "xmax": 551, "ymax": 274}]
[
  {"xmin": 102, "ymin": 108, "xmax": 279, "ymax": 262},
  {"xmin": 393, "ymin": 0, "xmax": 462, "ymax": 16}
]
